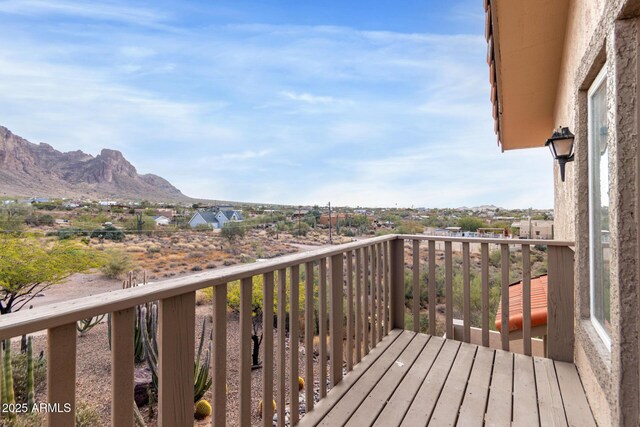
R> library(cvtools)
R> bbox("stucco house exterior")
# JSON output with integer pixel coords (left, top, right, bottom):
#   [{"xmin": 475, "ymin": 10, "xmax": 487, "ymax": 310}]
[
  {"xmin": 188, "ymin": 208, "xmax": 244, "ymax": 229},
  {"xmin": 511, "ymin": 219, "xmax": 554, "ymax": 240},
  {"xmin": 486, "ymin": 0, "xmax": 640, "ymax": 424}
]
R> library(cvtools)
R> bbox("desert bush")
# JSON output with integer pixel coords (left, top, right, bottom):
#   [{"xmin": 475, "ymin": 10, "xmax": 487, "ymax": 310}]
[
  {"xmin": 146, "ymin": 246, "xmax": 161, "ymax": 254},
  {"xmin": 489, "ymin": 249, "xmax": 501, "ymax": 268},
  {"xmin": 191, "ymin": 265, "xmax": 203, "ymax": 272},
  {"xmin": 90, "ymin": 224, "xmax": 125, "ymax": 241},
  {"xmin": 221, "ymin": 222, "xmax": 245, "ymax": 242},
  {"xmin": 24, "ymin": 214, "xmax": 55, "ymax": 227},
  {"xmin": 101, "ymin": 250, "xmax": 135, "ymax": 279},
  {"xmin": 75, "ymin": 401, "xmax": 101, "ymax": 427}
]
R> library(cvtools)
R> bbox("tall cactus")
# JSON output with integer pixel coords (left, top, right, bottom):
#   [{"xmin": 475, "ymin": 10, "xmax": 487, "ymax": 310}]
[
  {"xmin": 140, "ymin": 311, "xmax": 212, "ymax": 402},
  {"xmin": 26, "ymin": 337, "xmax": 34, "ymax": 412},
  {"xmin": 2, "ymin": 340, "xmax": 15, "ymax": 420}
]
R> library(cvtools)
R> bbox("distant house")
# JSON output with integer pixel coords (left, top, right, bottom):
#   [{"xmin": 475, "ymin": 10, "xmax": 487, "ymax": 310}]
[
  {"xmin": 155, "ymin": 209, "xmax": 176, "ymax": 219},
  {"xmin": 98, "ymin": 201, "xmax": 117, "ymax": 206},
  {"xmin": 319, "ymin": 213, "xmax": 348, "ymax": 226},
  {"xmin": 290, "ymin": 210, "xmax": 309, "ymax": 220},
  {"xmin": 188, "ymin": 209, "xmax": 244, "ymax": 229},
  {"xmin": 511, "ymin": 219, "xmax": 554, "ymax": 240},
  {"xmin": 153, "ymin": 216, "xmax": 171, "ymax": 226}
]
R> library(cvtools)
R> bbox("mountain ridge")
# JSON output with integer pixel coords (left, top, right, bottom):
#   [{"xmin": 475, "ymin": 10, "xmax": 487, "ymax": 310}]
[{"xmin": 0, "ymin": 126, "xmax": 189, "ymax": 201}]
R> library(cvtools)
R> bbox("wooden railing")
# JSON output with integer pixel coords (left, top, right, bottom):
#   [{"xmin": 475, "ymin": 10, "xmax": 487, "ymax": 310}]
[
  {"xmin": 0, "ymin": 234, "xmax": 574, "ymax": 426},
  {"xmin": 396, "ymin": 235, "xmax": 575, "ymax": 361}
]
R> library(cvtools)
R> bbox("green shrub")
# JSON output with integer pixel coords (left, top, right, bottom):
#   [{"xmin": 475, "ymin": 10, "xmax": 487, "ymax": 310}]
[
  {"xmin": 75, "ymin": 401, "xmax": 101, "ymax": 427},
  {"xmin": 90, "ymin": 225, "xmax": 125, "ymax": 241},
  {"xmin": 101, "ymin": 250, "xmax": 134, "ymax": 279}
]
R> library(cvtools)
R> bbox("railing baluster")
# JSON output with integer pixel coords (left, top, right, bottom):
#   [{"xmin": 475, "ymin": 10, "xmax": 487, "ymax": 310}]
[
  {"xmin": 371, "ymin": 244, "xmax": 377, "ymax": 346},
  {"xmin": 355, "ymin": 250, "xmax": 363, "ymax": 363},
  {"xmin": 376, "ymin": 243, "xmax": 383, "ymax": 343},
  {"xmin": 304, "ymin": 262, "xmax": 315, "ymax": 414},
  {"xmin": 330, "ymin": 253, "xmax": 344, "ymax": 386},
  {"xmin": 277, "ymin": 269, "xmax": 287, "ymax": 427},
  {"xmin": 111, "ymin": 308, "xmax": 135, "ymax": 427},
  {"xmin": 384, "ymin": 241, "xmax": 391, "ymax": 336},
  {"xmin": 346, "ymin": 251, "xmax": 354, "ymax": 372},
  {"xmin": 158, "ymin": 292, "xmax": 195, "ymax": 427},
  {"xmin": 501, "ymin": 244, "xmax": 510, "ymax": 351},
  {"xmin": 290, "ymin": 265, "xmax": 300, "ymax": 425},
  {"xmin": 463, "ymin": 242, "xmax": 471, "ymax": 343},
  {"xmin": 319, "ymin": 260, "xmax": 328, "ymax": 398},
  {"xmin": 263, "ymin": 273, "xmax": 275, "ymax": 426},
  {"xmin": 522, "ymin": 245, "xmax": 532, "ymax": 356},
  {"xmin": 240, "ymin": 278, "xmax": 253, "ymax": 427},
  {"xmin": 481, "ymin": 243, "xmax": 490, "ymax": 347},
  {"xmin": 412, "ymin": 239, "xmax": 420, "ymax": 332},
  {"xmin": 47, "ymin": 323, "xmax": 76, "ymax": 427},
  {"xmin": 428, "ymin": 240, "xmax": 436, "ymax": 336},
  {"xmin": 363, "ymin": 247, "xmax": 370, "ymax": 355},
  {"xmin": 213, "ymin": 284, "xmax": 227, "ymax": 427},
  {"xmin": 390, "ymin": 237, "xmax": 406, "ymax": 330},
  {"xmin": 445, "ymin": 241, "xmax": 453, "ymax": 338}
]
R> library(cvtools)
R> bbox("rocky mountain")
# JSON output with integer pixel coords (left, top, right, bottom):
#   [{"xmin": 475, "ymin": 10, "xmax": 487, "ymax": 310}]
[{"xmin": 0, "ymin": 126, "xmax": 189, "ymax": 201}]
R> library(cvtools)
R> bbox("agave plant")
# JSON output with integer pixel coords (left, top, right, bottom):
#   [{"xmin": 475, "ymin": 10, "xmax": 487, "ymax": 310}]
[{"xmin": 140, "ymin": 307, "xmax": 212, "ymax": 402}]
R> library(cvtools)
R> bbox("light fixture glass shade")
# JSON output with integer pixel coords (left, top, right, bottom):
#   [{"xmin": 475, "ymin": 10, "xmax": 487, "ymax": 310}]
[
  {"xmin": 553, "ymin": 137, "xmax": 574, "ymax": 157},
  {"xmin": 545, "ymin": 127, "xmax": 575, "ymax": 182}
]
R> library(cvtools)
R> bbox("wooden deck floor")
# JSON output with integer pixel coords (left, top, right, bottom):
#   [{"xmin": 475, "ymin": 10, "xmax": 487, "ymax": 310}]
[{"xmin": 299, "ymin": 329, "xmax": 596, "ymax": 427}]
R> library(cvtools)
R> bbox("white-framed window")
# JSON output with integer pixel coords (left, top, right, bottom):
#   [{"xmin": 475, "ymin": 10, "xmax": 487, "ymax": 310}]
[{"xmin": 588, "ymin": 66, "xmax": 611, "ymax": 349}]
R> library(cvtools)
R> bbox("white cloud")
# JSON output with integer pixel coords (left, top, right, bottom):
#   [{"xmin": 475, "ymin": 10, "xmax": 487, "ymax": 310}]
[
  {"xmin": 281, "ymin": 91, "xmax": 347, "ymax": 105},
  {"xmin": 0, "ymin": 0, "xmax": 169, "ymax": 26},
  {"xmin": 0, "ymin": 10, "xmax": 554, "ymax": 208}
]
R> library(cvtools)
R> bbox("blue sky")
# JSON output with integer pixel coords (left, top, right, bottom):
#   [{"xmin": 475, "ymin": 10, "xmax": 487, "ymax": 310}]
[{"xmin": 0, "ymin": 0, "xmax": 553, "ymax": 208}]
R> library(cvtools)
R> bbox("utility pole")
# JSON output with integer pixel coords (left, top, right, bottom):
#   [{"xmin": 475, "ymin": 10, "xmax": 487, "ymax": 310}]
[
  {"xmin": 298, "ymin": 205, "xmax": 301, "ymax": 237},
  {"xmin": 328, "ymin": 202, "xmax": 332, "ymax": 244}
]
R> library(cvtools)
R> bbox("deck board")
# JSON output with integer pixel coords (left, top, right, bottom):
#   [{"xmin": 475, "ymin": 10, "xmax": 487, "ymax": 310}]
[
  {"xmin": 372, "ymin": 336, "xmax": 445, "ymax": 427},
  {"xmin": 300, "ymin": 329, "xmax": 596, "ymax": 427},
  {"xmin": 555, "ymin": 361, "xmax": 597, "ymax": 427},
  {"xmin": 428, "ymin": 342, "xmax": 477, "ymax": 426},
  {"xmin": 534, "ymin": 357, "xmax": 567, "ymax": 427},
  {"xmin": 457, "ymin": 345, "xmax": 495, "ymax": 427},
  {"xmin": 513, "ymin": 353, "xmax": 539, "ymax": 427},
  {"xmin": 344, "ymin": 334, "xmax": 429, "ymax": 426},
  {"xmin": 485, "ymin": 349, "xmax": 514, "ymax": 426},
  {"xmin": 315, "ymin": 330, "xmax": 415, "ymax": 426},
  {"xmin": 400, "ymin": 339, "xmax": 461, "ymax": 426}
]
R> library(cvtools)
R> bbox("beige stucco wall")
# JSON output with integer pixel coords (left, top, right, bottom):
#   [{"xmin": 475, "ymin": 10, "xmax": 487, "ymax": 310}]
[
  {"xmin": 553, "ymin": 0, "xmax": 606, "ymax": 242},
  {"xmin": 551, "ymin": 0, "xmax": 640, "ymax": 425}
]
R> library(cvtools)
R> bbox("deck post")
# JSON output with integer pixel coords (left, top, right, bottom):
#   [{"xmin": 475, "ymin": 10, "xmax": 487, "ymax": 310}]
[
  {"xmin": 330, "ymin": 253, "xmax": 344, "ymax": 386},
  {"xmin": 547, "ymin": 246, "xmax": 575, "ymax": 362},
  {"xmin": 390, "ymin": 237, "xmax": 405, "ymax": 330}
]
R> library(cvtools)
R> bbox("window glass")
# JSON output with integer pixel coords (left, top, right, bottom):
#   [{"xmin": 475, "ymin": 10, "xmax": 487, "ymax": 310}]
[{"xmin": 588, "ymin": 68, "xmax": 610, "ymax": 346}]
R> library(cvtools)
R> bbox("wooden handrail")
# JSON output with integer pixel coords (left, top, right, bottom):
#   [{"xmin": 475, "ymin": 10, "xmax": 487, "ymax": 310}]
[
  {"xmin": 0, "ymin": 234, "xmax": 396, "ymax": 340},
  {"xmin": 0, "ymin": 233, "xmax": 576, "ymax": 427}
]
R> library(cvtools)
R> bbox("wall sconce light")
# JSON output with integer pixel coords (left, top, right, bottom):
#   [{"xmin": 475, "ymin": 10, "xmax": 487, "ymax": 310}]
[{"xmin": 545, "ymin": 127, "xmax": 575, "ymax": 182}]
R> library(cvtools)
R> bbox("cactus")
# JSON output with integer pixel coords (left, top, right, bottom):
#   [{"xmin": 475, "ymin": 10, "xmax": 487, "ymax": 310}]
[
  {"xmin": 194, "ymin": 318, "xmax": 212, "ymax": 402},
  {"xmin": 258, "ymin": 399, "xmax": 277, "ymax": 417},
  {"xmin": 194, "ymin": 399, "xmax": 212, "ymax": 420},
  {"xmin": 140, "ymin": 310, "xmax": 212, "ymax": 403},
  {"xmin": 77, "ymin": 314, "xmax": 105, "ymax": 336},
  {"xmin": 2, "ymin": 340, "xmax": 15, "ymax": 420},
  {"xmin": 26, "ymin": 337, "xmax": 34, "ymax": 412},
  {"xmin": 107, "ymin": 271, "xmax": 149, "ymax": 362}
]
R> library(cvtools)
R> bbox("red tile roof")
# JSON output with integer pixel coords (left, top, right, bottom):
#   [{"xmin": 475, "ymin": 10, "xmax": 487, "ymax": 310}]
[{"xmin": 495, "ymin": 275, "xmax": 548, "ymax": 332}]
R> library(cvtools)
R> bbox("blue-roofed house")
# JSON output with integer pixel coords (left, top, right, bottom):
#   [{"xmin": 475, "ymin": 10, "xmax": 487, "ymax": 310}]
[{"xmin": 188, "ymin": 209, "xmax": 244, "ymax": 229}]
